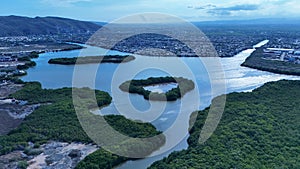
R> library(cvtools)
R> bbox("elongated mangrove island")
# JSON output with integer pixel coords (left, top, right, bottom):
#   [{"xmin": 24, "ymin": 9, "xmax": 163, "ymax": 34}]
[
  {"xmin": 119, "ymin": 76, "xmax": 195, "ymax": 101},
  {"xmin": 48, "ymin": 55, "xmax": 135, "ymax": 65}
]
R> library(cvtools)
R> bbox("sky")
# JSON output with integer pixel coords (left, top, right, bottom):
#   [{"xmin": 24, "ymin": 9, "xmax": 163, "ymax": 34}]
[{"xmin": 0, "ymin": 0, "xmax": 299, "ymax": 22}]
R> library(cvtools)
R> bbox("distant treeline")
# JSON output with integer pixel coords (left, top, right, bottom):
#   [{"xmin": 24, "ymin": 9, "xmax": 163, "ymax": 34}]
[
  {"xmin": 48, "ymin": 55, "xmax": 135, "ymax": 65},
  {"xmin": 119, "ymin": 76, "xmax": 195, "ymax": 101},
  {"xmin": 242, "ymin": 48, "xmax": 300, "ymax": 76}
]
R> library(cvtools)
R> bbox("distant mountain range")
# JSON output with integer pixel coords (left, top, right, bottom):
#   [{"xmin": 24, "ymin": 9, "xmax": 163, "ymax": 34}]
[
  {"xmin": 0, "ymin": 15, "xmax": 101, "ymax": 37},
  {"xmin": 193, "ymin": 18, "xmax": 300, "ymax": 26},
  {"xmin": 1, "ymin": 15, "xmax": 299, "ymax": 37},
  {"xmin": 92, "ymin": 18, "xmax": 300, "ymax": 26}
]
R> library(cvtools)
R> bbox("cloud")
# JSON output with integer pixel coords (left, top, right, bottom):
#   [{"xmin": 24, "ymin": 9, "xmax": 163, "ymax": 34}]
[
  {"xmin": 215, "ymin": 4, "xmax": 260, "ymax": 11},
  {"xmin": 207, "ymin": 10, "xmax": 232, "ymax": 16},
  {"xmin": 191, "ymin": 4, "xmax": 260, "ymax": 16},
  {"xmin": 30, "ymin": 0, "xmax": 300, "ymax": 21},
  {"xmin": 189, "ymin": 4, "xmax": 217, "ymax": 10},
  {"xmin": 41, "ymin": 0, "xmax": 92, "ymax": 7},
  {"xmin": 194, "ymin": 6, "xmax": 205, "ymax": 10}
]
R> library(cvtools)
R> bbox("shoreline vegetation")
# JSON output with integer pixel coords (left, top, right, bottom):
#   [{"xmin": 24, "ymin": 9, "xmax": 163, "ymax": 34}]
[
  {"xmin": 119, "ymin": 76, "xmax": 195, "ymax": 101},
  {"xmin": 149, "ymin": 80, "xmax": 300, "ymax": 168},
  {"xmin": 0, "ymin": 43, "xmax": 84, "ymax": 82},
  {"xmin": 0, "ymin": 82, "xmax": 165, "ymax": 169},
  {"xmin": 48, "ymin": 55, "xmax": 135, "ymax": 65},
  {"xmin": 242, "ymin": 48, "xmax": 300, "ymax": 76}
]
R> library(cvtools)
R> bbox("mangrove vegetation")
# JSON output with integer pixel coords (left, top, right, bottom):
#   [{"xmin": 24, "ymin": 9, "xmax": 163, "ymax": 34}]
[
  {"xmin": 0, "ymin": 82, "xmax": 165, "ymax": 168},
  {"xmin": 149, "ymin": 80, "xmax": 300, "ymax": 168},
  {"xmin": 48, "ymin": 55, "xmax": 135, "ymax": 65},
  {"xmin": 119, "ymin": 76, "xmax": 195, "ymax": 101}
]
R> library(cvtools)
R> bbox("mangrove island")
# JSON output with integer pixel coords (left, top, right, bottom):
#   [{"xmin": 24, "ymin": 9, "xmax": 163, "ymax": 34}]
[
  {"xmin": 119, "ymin": 76, "xmax": 195, "ymax": 101},
  {"xmin": 48, "ymin": 55, "xmax": 135, "ymax": 65}
]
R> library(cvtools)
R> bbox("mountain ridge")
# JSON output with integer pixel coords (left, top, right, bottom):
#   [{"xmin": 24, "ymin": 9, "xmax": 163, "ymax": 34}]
[
  {"xmin": 0, "ymin": 15, "xmax": 101, "ymax": 37},
  {"xmin": 192, "ymin": 18, "xmax": 300, "ymax": 26}
]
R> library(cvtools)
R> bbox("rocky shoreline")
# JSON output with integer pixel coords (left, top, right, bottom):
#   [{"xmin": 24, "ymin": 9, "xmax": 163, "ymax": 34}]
[
  {"xmin": 28, "ymin": 142, "xmax": 98, "ymax": 169},
  {"xmin": 0, "ymin": 141, "xmax": 98, "ymax": 169},
  {"xmin": 0, "ymin": 82, "xmax": 100, "ymax": 169}
]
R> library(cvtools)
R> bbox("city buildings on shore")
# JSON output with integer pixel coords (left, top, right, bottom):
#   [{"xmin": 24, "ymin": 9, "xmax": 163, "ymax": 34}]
[
  {"xmin": 0, "ymin": 56, "xmax": 17, "ymax": 62},
  {"xmin": 263, "ymin": 48, "xmax": 300, "ymax": 64}
]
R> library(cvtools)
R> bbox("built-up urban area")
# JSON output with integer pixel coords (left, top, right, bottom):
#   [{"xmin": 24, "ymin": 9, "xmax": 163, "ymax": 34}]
[
  {"xmin": 1, "ymin": 23, "xmax": 300, "ymax": 85},
  {"xmin": 263, "ymin": 48, "xmax": 300, "ymax": 64}
]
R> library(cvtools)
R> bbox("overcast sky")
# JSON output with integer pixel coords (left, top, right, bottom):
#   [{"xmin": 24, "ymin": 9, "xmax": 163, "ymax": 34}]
[{"xmin": 1, "ymin": 0, "xmax": 299, "ymax": 22}]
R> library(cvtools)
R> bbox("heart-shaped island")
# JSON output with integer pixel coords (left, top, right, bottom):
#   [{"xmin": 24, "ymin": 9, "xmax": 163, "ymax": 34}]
[{"xmin": 119, "ymin": 76, "xmax": 195, "ymax": 101}]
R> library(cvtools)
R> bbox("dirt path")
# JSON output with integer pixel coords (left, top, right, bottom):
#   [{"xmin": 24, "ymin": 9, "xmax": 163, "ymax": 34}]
[
  {"xmin": 0, "ymin": 82, "xmax": 23, "ymax": 99},
  {"xmin": 0, "ymin": 110, "xmax": 22, "ymax": 135}
]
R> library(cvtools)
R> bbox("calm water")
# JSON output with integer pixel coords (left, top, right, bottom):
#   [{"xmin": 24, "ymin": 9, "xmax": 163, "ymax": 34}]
[
  {"xmin": 143, "ymin": 83, "xmax": 178, "ymax": 94},
  {"xmin": 22, "ymin": 40, "xmax": 300, "ymax": 169}
]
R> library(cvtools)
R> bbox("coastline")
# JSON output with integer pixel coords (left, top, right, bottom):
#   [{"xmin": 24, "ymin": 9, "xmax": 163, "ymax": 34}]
[
  {"xmin": 241, "ymin": 40, "xmax": 300, "ymax": 76},
  {"xmin": 2, "ymin": 39, "xmax": 300, "ymax": 168}
]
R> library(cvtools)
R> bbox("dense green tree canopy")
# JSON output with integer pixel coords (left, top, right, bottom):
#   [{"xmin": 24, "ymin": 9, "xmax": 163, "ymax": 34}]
[
  {"xmin": 119, "ymin": 76, "xmax": 195, "ymax": 101},
  {"xmin": 0, "ymin": 82, "xmax": 165, "ymax": 168},
  {"xmin": 150, "ymin": 80, "xmax": 300, "ymax": 168},
  {"xmin": 48, "ymin": 55, "xmax": 135, "ymax": 65}
]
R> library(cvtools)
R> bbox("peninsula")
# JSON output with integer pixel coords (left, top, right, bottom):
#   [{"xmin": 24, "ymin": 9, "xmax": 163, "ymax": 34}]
[{"xmin": 242, "ymin": 48, "xmax": 300, "ymax": 76}]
